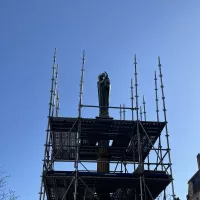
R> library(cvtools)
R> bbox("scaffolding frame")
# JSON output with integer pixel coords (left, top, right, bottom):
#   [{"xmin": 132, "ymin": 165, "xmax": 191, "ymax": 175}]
[
  {"xmin": 39, "ymin": 48, "xmax": 60, "ymax": 200},
  {"xmin": 39, "ymin": 50, "xmax": 176, "ymax": 200}
]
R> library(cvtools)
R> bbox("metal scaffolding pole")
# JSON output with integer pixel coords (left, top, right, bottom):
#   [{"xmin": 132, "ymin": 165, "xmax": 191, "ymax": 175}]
[
  {"xmin": 122, "ymin": 103, "xmax": 129, "ymax": 174},
  {"xmin": 154, "ymin": 70, "xmax": 164, "ymax": 180},
  {"xmin": 154, "ymin": 70, "xmax": 167, "ymax": 198},
  {"xmin": 158, "ymin": 56, "xmax": 175, "ymax": 199},
  {"xmin": 56, "ymin": 91, "xmax": 60, "ymax": 117},
  {"xmin": 140, "ymin": 106, "xmax": 143, "ymax": 121},
  {"xmin": 130, "ymin": 78, "xmax": 134, "ymax": 120},
  {"xmin": 49, "ymin": 63, "xmax": 59, "ymax": 171},
  {"xmin": 154, "ymin": 71, "xmax": 159, "ymax": 122},
  {"xmin": 142, "ymin": 96, "xmax": 146, "ymax": 121},
  {"xmin": 117, "ymin": 104, "xmax": 123, "ymax": 174},
  {"xmin": 123, "ymin": 104, "xmax": 126, "ymax": 120},
  {"xmin": 55, "ymin": 66, "xmax": 60, "ymax": 118},
  {"xmin": 134, "ymin": 54, "xmax": 143, "ymax": 200},
  {"xmin": 82, "ymin": 104, "xmax": 136, "ymax": 110},
  {"xmin": 74, "ymin": 50, "xmax": 85, "ymax": 200},
  {"xmin": 120, "ymin": 104, "xmax": 122, "ymax": 120},
  {"xmin": 131, "ymin": 79, "xmax": 136, "ymax": 171},
  {"xmin": 143, "ymin": 96, "xmax": 149, "ymax": 170},
  {"xmin": 78, "ymin": 51, "xmax": 85, "ymax": 118},
  {"xmin": 39, "ymin": 48, "xmax": 57, "ymax": 200},
  {"xmin": 51, "ymin": 63, "xmax": 59, "ymax": 117}
]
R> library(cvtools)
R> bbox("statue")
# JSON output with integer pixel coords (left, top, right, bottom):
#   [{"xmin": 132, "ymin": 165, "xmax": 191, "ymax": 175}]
[
  {"xmin": 97, "ymin": 72, "xmax": 110, "ymax": 118},
  {"xmin": 97, "ymin": 72, "xmax": 111, "ymax": 190}
]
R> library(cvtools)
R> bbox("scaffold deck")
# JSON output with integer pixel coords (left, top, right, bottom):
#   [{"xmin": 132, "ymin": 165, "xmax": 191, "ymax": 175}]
[
  {"xmin": 44, "ymin": 170, "xmax": 172, "ymax": 200},
  {"xmin": 50, "ymin": 117, "xmax": 165, "ymax": 162}
]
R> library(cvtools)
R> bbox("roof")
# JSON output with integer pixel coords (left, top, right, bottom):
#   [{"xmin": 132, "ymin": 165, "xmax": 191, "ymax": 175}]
[{"xmin": 188, "ymin": 169, "xmax": 200, "ymax": 183}]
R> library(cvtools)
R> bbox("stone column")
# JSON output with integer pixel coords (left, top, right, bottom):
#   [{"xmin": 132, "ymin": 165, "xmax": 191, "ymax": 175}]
[{"xmin": 97, "ymin": 140, "xmax": 109, "ymax": 172}]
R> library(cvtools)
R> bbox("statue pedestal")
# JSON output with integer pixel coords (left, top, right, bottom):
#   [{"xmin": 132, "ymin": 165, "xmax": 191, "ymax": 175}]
[
  {"xmin": 97, "ymin": 140, "xmax": 109, "ymax": 173},
  {"xmin": 97, "ymin": 140, "xmax": 110, "ymax": 200},
  {"xmin": 96, "ymin": 116, "xmax": 112, "ymax": 174}
]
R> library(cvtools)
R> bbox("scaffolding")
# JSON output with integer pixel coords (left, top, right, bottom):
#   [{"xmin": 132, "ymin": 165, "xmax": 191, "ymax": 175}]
[{"xmin": 39, "ymin": 50, "xmax": 177, "ymax": 200}]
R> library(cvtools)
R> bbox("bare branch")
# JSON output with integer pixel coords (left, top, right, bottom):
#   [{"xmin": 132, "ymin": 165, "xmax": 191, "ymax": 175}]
[{"xmin": 0, "ymin": 167, "xmax": 19, "ymax": 200}]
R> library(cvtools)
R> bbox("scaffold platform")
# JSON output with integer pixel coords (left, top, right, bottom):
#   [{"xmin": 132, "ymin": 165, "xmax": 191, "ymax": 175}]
[
  {"xmin": 50, "ymin": 117, "xmax": 166, "ymax": 162},
  {"xmin": 43, "ymin": 170, "xmax": 172, "ymax": 200}
]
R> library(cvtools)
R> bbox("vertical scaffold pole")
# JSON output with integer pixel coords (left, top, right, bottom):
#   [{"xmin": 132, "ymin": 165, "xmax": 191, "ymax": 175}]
[
  {"xmin": 78, "ymin": 51, "xmax": 85, "ymax": 118},
  {"xmin": 158, "ymin": 56, "xmax": 175, "ymax": 200},
  {"xmin": 49, "ymin": 63, "xmax": 59, "ymax": 172},
  {"xmin": 39, "ymin": 48, "xmax": 56, "ymax": 200},
  {"xmin": 143, "ymin": 96, "xmax": 149, "ymax": 170},
  {"xmin": 74, "ymin": 51, "xmax": 85, "ymax": 200},
  {"xmin": 131, "ymin": 79, "xmax": 136, "ymax": 171},
  {"xmin": 123, "ymin": 104, "xmax": 126, "ymax": 120},
  {"xmin": 120, "ymin": 104, "xmax": 122, "ymax": 120},
  {"xmin": 142, "ymin": 96, "xmax": 146, "ymax": 121},
  {"xmin": 140, "ymin": 106, "xmax": 143, "ymax": 121},
  {"xmin": 56, "ymin": 91, "xmax": 60, "ymax": 117},
  {"xmin": 155, "ymin": 70, "xmax": 167, "ymax": 200},
  {"xmin": 154, "ymin": 71, "xmax": 159, "ymax": 122},
  {"xmin": 154, "ymin": 71, "xmax": 164, "ymax": 173},
  {"xmin": 134, "ymin": 55, "xmax": 143, "ymax": 200},
  {"xmin": 155, "ymin": 68, "xmax": 166, "ymax": 200},
  {"xmin": 48, "ymin": 63, "xmax": 59, "ymax": 171},
  {"xmin": 131, "ymin": 79, "xmax": 134, "ymax": 120},
  {"xmin": 51, "ymin": 64, "xmax": 59, "ymax": 117}
]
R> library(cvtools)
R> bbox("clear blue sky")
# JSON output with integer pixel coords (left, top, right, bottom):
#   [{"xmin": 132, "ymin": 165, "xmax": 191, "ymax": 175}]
[{"xmin": 1, "ymin": 1, "xmax": 200, "ymax": 199}]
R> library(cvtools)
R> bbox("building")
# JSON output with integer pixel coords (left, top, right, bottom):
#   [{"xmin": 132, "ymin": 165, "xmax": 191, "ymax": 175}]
[{"xmin": 187, "ymin": 154, "xmax": 200, "ymax": 200}]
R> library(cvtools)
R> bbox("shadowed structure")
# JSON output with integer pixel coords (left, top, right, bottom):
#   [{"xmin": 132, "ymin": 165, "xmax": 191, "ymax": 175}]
[{"xmin": 38, "ymin": 51, "xmax": 177, "ymax": 200}]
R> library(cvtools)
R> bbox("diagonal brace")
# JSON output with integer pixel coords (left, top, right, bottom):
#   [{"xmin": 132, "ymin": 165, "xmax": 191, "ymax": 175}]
[
  {"xmin": 62, "ymin": 178, "xmax": 75, "ymax": 200},
  {"xmin": 139, "ymin": 121, "xmax": 168, "ymax": 172}
]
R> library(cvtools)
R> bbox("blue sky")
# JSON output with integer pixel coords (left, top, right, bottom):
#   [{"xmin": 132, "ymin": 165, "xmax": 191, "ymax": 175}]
[{"xmin": 1, "ymin": 1, "xmax": 200, "ymax": 199}]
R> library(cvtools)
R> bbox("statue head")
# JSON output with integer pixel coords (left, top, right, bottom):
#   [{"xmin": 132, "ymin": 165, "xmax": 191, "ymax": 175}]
[
  {"xmin": 98, "ymin": 74, "xmax": 104, "ymax": 81},
  {"xmin": 98, "ymin": 72, "xmax": 109, "ymax": 81}
]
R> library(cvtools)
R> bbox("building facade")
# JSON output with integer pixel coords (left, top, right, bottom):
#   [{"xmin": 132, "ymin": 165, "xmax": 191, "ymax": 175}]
[{"xmin": 187, "ymin": 154, "xmax": 200, "ymax": 200}]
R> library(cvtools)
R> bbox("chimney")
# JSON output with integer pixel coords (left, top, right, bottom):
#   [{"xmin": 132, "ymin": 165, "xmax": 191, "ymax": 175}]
[{"xmin": 197, "ymin": 154, "xmax": 200, "ymax": 170}]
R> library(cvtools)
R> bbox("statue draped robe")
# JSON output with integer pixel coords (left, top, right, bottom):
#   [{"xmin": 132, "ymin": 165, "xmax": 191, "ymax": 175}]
[{"xmin": 97, "ymin": 72, "xmax": 110, "ymax": 118}]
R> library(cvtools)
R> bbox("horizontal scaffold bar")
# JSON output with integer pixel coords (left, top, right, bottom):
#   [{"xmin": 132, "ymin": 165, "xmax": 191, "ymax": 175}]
[{"xmin": 81, "ymin": 104, "xmax": 137, "ymax": 110}]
